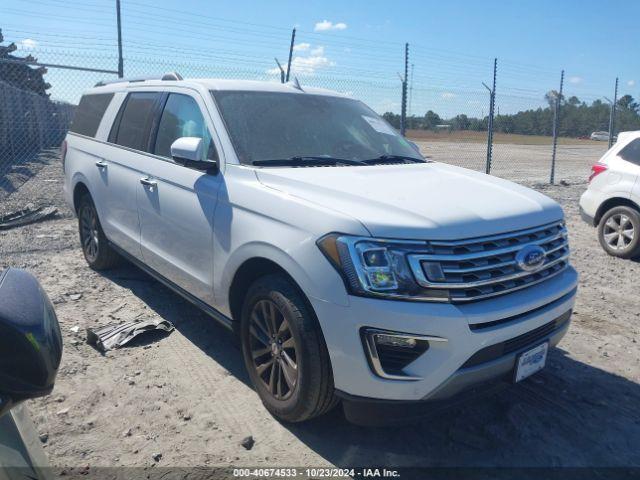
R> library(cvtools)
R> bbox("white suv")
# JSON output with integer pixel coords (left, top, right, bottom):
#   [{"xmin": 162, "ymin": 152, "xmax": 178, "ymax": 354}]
[
  {"xmin": 62, "ymin": 74, "xmax": 578, "ymax": 424},
  {"xmin": 580, "ymin": 131, "xmax": 640, "ymax": 259}
]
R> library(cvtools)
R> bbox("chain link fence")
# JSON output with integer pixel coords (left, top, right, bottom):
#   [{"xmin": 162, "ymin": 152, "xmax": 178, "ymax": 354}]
[{"xmin": 0, "ymin": 42, "xmax": 633, "ymax": 198}]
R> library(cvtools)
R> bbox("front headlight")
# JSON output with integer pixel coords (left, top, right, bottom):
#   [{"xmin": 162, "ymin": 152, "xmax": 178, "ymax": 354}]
[{"xmin": 317, "ymin": 234, "xmax": 449, "ymax": 302}]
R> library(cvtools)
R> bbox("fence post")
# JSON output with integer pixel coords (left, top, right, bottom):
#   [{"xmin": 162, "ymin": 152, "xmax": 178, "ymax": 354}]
[
  {"xmin": 116, "ymin": 0, "xmax": 124, "ymax": 77},
  {"xmin": 483, "ymin": 58, "xmax": 497, "ymax": 175},
  {"xmin": 400, "ymin": 43, "xmax": 409, "ymax": 137},
  {"xmin": 550, "ymin": 70, "xmax": 564, "ymax": 185},
  {"xmin": 608, "ymin": 77, "xmax": 619, "ymax": 149},
  {"xmin": 285, "ymin": 28, "xmax": 296, "ymax": 82}
]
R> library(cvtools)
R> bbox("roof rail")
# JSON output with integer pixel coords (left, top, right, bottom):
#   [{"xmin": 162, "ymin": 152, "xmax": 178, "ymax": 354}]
[{"xmin": 94, "ymin": 71, "xmax": 183, "ymax": 87}]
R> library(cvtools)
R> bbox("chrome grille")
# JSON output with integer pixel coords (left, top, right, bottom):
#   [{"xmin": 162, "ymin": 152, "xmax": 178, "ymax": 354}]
[{"xmin": 408, "ymin": 222, "xmax": 570, "ymax": 302}]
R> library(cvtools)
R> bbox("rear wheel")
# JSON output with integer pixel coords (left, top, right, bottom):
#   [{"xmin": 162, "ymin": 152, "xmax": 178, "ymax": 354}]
[
  {"xmin": 598, "ymin": 206, "xmax": 640, "ymax": 259},
  {"xmin": 240, "ymin": 274, "xmax": 337, "ymax": 422},
  {"xmin": 77, "ymin": 194, "xmax": 119, "ymax": 270}
]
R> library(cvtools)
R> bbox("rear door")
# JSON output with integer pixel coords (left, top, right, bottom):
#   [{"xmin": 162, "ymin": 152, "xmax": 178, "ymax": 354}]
[
  {"xmin": 136, "ymin": 90, "xmax": 223, "ymax": 305},
  {"xmin": 618, "ymin": 138, "xmax": 640, "ymax": 204},
  {"xmin": 96, "ymin": 91, "xmax": 163, "ymax": 258}
]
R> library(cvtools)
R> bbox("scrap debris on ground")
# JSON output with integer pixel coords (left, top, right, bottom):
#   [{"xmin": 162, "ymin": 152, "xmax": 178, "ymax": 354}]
[{"xmin": 86, "ymin": 319, "xmax": 175, "ymax": 352}]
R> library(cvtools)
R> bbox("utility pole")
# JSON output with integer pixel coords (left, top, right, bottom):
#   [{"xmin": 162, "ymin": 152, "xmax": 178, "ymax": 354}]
[
  {"xmin": 608, "ymin": 77, "xmax": 619, "ymax": 149},
  {"xmin": 400, "ymin": 43, "xmax": 409, "ymax": 137},
  {"xmin": 116, "ymin": 0, "xmax": 124, "ymax": 78},
  {"xmin": 285, "ymin": 27, "xmax": 296, "ymax": 82},
  {"xmin": 483, "ymin": 58, "xmax": 497, "ymax": 175},
  {"xmin": 550, "ymin": 69, "xmax": 564, "ymax": 184}
]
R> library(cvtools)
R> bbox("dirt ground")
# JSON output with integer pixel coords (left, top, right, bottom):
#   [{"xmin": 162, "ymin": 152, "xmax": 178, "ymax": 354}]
[{"xmin": 1, "ymin": 151, "xmax": 639, "ymax": 475}]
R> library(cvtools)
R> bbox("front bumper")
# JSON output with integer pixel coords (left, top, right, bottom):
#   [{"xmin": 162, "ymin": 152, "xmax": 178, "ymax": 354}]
[
  {"xmin": 338, "ymin": 310, "xmax": 571, "ymax": 425},
  {"xmin": 310, "ymin": 266, "xmax": 578, "ymax": 404}
]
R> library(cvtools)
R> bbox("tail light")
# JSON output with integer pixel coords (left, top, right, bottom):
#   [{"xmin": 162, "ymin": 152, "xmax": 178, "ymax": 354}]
[
  {"xmin": 60, "ymin": 140, "xmax": 67, "ymax": 173},
  {"xmin": 589, "ymin": 163, "xmax": 607, "ymax": 182}
]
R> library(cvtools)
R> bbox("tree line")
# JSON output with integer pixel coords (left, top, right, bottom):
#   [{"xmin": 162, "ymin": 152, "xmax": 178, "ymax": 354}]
[{"xmin": 383, "ymin": 92, "xmax": 640, "ymax": 137}]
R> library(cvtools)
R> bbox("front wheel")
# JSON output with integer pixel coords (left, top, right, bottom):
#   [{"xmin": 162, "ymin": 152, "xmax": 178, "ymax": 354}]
[
  {"xmin": 597, "ymin": 206, "xmax": 640, "ymax": 259},
  {"xmin": 240, "ymin": 274, "xmax": 337, "ymax": 422}
]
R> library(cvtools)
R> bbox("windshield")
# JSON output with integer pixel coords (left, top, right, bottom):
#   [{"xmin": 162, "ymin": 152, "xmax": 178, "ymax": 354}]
[{"xmin": 211, "ymin": 90, "xmax": 423, "ymax": 165}]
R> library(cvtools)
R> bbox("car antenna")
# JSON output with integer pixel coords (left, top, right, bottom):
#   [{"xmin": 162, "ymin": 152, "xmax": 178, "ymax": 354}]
[{"xmin": 290, "ymin": 76, "xmax": 303, "ymax": 92}]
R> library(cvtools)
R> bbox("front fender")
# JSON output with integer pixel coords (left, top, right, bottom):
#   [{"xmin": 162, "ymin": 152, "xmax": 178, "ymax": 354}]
[{"xmin": 216, "ymin": 239, "xmax": 350, "ymax": 317}]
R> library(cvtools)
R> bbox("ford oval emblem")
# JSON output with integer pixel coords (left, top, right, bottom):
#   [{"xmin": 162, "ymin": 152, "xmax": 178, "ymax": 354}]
[{"xmin": 515, "ymin": 245, "xmax": 546, "ymax": 272}]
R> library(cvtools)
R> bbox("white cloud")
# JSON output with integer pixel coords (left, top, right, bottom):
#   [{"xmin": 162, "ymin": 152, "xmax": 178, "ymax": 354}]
[
  {"xmin": 293, "ymin": 42, "xmax": 311, "ymax": 51},
  {"xmin": 266, "ymin": 43, "xmax": 333, "ymax": 77},
  {"xmin": 314, "ymin": 20, "xmax": 347, "ymax": 31},
  {"xmin": 290, "ymin": 53, "xmax": 334, "ymax": 76},
  {"xmin": 628, "ymin": 80, "xmax": 636, "ymax": 87},
  {"xmin": 568, "ymin": 76, "xmax": 583, "ymax": 84},
  {"xmin": 441, "ymin": 92, "xmax": 457, "ymax": 99},
  {"xmin": 18, "ymin": 38, "xmax": 38, "ymax": 50},
  {"xmin": 266, "ymin": 67, "xmax": 282, "ymax": 76}
]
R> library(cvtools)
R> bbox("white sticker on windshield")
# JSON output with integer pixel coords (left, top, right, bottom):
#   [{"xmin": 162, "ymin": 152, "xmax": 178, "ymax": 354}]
[{"xmin": 362, "ymin": 116, "xmax": 397, "ymax": 136}]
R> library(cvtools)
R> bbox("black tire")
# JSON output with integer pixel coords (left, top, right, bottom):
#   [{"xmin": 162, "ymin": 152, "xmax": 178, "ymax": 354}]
[
  {"xmin": 77, "ymin": 194, "xmax": 119, "ymax": 270},
  {"xmin": 240, "ymin": 274, "xmax": 338, "ymax": 422},
  {"xmin": 597, "ymin": 205, "xmax": 640, "ymax": 259}
]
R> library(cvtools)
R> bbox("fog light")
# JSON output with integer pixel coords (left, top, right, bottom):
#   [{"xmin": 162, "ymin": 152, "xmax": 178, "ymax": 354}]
[
  {"xmin": 361, "ymin": 328, "xmax": 447, "ymax": 380},
  {"xmin": 375, "ymin": 334, "xmax": 417, "ymax": 348}
]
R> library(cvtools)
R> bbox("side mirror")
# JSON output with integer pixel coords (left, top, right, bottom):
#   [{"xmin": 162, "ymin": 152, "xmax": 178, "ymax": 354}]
[
  {"xmin": 170, "ymin": 137, "xmax": 218, "ymax": 173},
  {"xmin": 0, "ymin": 269, "xmax": 62, "ymax": 417}
]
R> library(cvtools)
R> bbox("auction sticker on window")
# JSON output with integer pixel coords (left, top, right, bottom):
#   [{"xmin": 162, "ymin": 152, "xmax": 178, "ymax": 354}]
[
  {"xmin": 362, "ymin": 115, "xmax": 397, "ymax": 135},
  {"xmin": 514, "ymin": 342, "xmax": 548, "ymax": 382}
]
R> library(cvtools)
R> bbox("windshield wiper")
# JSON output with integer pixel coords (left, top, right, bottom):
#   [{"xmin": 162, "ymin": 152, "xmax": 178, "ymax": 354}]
[
  {"xmin": 362, "ymin": 155, "xmax": 427, "ymax": 165},
  {"xmin": 252, "ymin": 156, "xmax": 368, "ymax": 167}
]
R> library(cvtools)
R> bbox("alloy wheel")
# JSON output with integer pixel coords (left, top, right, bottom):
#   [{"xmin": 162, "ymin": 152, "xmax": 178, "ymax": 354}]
[
  {"xmin": 603, "ymin": 213, "xmax": 635, "ymax": 251},
  {"xmin": 249, "ymin": 299, "xmax": 298, "ymax": 401},
  {"xmin": 80, "ymin": 205, "xmax": 100, "ymax": 262}
]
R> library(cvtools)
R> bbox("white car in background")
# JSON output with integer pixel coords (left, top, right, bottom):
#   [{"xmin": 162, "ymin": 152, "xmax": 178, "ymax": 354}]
[
  {"xmin": 590, "ymin": 131, "xmax": 610, "ymax": 142},
  {"xmin": 580, "ymin": 131, "xmax": 640, "ymax": 258}
]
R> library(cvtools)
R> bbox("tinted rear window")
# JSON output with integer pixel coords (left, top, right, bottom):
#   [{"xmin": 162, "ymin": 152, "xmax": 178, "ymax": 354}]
[
  {"xmin": 114, "ymin": 92, "xmax": 161, "ymax": 151},
  {"xmin": 619, "ymin": 138, "xmax": 640, "ymax": 166},
  {"xmin": 69, "ymin": 93, "xmax": 114, "ymax": 137}
]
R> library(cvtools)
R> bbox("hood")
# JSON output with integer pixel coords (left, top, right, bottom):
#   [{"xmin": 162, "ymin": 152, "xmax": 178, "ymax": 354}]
[{"xmin": 255, "ymin": 162, "xmax": 564, "ymax": 240}]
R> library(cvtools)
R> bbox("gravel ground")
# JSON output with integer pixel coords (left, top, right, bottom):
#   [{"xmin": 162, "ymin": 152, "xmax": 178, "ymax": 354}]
[
  {"xmin": 415, "ymin": 140, "xmax": 608, "ymax": 184},
  {"xmin": 1, "ymin": 151, "xmax": 639, "ymax": 474}
]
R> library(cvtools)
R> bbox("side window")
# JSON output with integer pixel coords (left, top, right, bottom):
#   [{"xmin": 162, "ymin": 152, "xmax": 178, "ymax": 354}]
[
  {"xmin": 69, "ymin": 93, "xmax": 114, "ymax": 137},
  {"xmin": 154, "ymin": 93, "xmax": 217, "ymax": 161},
  {"xmin": 619, "ymin": 139, "xmax": 640, "ymax": 166},
  {"xmin": 114, "ymin": 92, "xmax": 161, "ymax": 151}
]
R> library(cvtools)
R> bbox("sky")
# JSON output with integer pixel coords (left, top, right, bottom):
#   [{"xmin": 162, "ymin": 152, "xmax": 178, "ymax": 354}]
[{"xmin": 2, "ymin": 0, "xmax": 638, "ymax": 116}]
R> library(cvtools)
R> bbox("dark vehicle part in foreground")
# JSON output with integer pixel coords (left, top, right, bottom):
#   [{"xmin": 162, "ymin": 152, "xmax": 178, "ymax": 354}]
[{"xmin": 0, "ymin": 268, "xmax": 63, "ymax": 479}]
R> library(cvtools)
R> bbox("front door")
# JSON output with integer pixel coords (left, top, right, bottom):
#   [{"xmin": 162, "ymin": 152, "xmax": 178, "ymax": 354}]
[{"xmin": 136, "ymin": 91, "xmax": 222, "ymax": 305}]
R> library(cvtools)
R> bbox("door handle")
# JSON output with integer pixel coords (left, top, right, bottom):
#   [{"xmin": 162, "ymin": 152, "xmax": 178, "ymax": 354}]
[
  {"xmin": 95, "ymin": 160, "xmax": 108, "ymax": 169},
  {"xmin": 139, "ymin": 177, "xmax": 157, "ymax": 188}
]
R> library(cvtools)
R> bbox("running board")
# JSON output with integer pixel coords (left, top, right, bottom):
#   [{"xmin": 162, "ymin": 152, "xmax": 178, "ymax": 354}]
[{"xmin": 108, "ymin": 243, "xmax": 234, "ymax": 331}]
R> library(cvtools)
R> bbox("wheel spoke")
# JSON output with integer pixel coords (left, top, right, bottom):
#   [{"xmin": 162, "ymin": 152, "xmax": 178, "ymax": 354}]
[
  {"xmin": 622, "ymin": 228, "xmax": 635, "ymax": 240},
  {"xmin": 605, "ymin": 217, "xmax": 619, "ymax": 230},
  {"xmin": 604, "ymin": 232, "xmax": 619, "ymax": 244},
  {"xmin": 276, "ymin": 360, "xmax": 284, "ymax": 398},
  {"xmin": 281, "ymin": 337, "xmax": 295, "ymax": 350},
  {"xmin": 256, "ymin": 357, "xmax": 274, "ymax": 376},
  {"xmin": 269, "ymin": 360, "xmax": 278, "ymax": 394},
  {"xmin": 252, "ymin": 345, "xmax": 271, "ymax": 359},
  {"xmin": 260, "ymin": 302, "xmax": 274, "ymax": 336},
  {"xmin": 278, "ymin": 319, "xmax": 290, "ymax": 336},
  {"xmin": 250, "ymin": 326, "xmax": 270, "ymax": 347},
  {"xmin": 280, "ymin": 358, "xmax": 297, "ymax": 389},
  {"xmin": 251, "ymin": 313, "xmax": 271, "ymax": 342},
  {"xmin": 617, "ymin": 234, "xmax": 626, "ymax": 248}
]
